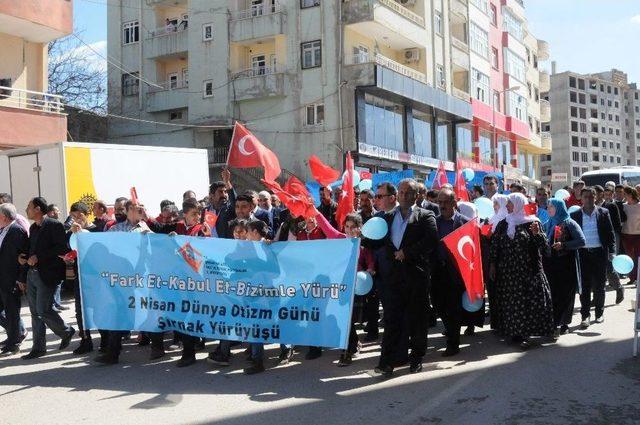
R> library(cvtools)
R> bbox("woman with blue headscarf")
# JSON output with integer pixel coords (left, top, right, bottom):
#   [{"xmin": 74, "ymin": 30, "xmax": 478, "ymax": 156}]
[{"xmin": 543, "ymin": 198, "xmax": 586, "ymax": 336}]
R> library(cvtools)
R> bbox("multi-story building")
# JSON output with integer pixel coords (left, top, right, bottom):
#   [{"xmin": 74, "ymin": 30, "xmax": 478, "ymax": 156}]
[
  {"xmin": 541, "ymin": 67, "xmax": 639, "ymax": 189},
  {"xmin": 108, "ymin": 0, "xmax": 546, "ymax": 186},
  {"xmin": 0, "ymin": 0, "xmax": 72, "ymax": 149}
]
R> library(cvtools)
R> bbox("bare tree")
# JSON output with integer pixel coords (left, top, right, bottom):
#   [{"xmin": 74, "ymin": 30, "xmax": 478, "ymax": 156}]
[{"xmin": 48, "ymin": 34, "xmax": 107, "ymax": 113}]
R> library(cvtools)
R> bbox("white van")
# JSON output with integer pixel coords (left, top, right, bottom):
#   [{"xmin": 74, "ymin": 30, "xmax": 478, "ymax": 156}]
[{"xmin": 581, "ymin": 167, "xmax": 640, "ymax": 188}]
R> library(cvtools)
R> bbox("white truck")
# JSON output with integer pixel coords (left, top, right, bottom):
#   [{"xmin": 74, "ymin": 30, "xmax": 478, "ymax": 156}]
[{"xmin": 0, "ymin": 142, "xmax": 210, "ymax": 217}]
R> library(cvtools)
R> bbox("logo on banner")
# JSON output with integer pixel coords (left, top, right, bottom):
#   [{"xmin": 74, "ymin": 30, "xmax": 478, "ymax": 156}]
[{"xmin": 178, "ymin": 242, "xmax": 203, "ymax": 273}]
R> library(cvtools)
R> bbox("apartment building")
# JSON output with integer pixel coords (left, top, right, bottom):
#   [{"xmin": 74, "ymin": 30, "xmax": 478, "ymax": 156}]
[
  {"xmin": 540, "ymin": 68, "xmax": 640, "ymax": 189},
  {"xmin": 0, "ymin": 0, "xmax": 72, "ymax": 148}
]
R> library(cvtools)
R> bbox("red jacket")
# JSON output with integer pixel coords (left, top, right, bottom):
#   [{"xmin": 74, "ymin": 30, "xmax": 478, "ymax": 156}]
[{"xmin": 565, "ymin": 194, "xmax": 582, "ymax": 208}]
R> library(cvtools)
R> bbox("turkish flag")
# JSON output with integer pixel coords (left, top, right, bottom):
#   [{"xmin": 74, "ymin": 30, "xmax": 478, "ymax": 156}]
[
  {"xmin": 443, "ymin": 220, "xmax": 484, "ymax": 303},
  {"xmin": 283, "ymin": 176, "xmax": 311, "ymax": 199},
  {"xmin": 480, "ymin": 223, "xmax": 492, "ymax": 237},
  {"xmin": 335, "ymin": 152, "xmax": 355, "ymax": 229},
  {"xmin": 261, "ymin": 179, "xmax": 315, "ymax": 219},
  {"xmin": 431, "ymin": 161, "xmax": 449, "ymax": 190},
  {"xmin": 454, "ymin": 161, "xmax": 469, "ymax": 202},
  {"xmin": 309, "ymin": 155, "xmax": 340, "ymax": 187},
  {"xmin": 227, "ymin": 122, "xmax": 281, "ymax": 181},
  {"xmin": 203, "ymin": 211, "xmax": 218, "ymax": 228},
  {"xmin": 524, "ymin": 203, "xmax": 538, "ymax": 216},
  {"xmin": 130, "ymin": 187, "xmax": 139, "ymax": 205},
  {"xmin": 554, "ymin": 225, "xmax": 562, "ymax": 243}
]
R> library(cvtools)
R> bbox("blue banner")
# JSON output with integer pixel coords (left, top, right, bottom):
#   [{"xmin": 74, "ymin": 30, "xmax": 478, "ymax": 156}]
[
  {"xmin": 372, "ymin": 169, "xmax": 414, "ymax": 188},
  {"xmin": 77, "ymin": 233, "xmax": 360, "ymax": 349}
]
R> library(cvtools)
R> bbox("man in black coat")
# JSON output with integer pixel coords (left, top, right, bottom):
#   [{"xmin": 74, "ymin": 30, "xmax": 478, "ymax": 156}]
[
  {"xmin": 595, "ymin": 185, "xmax": 624, "ymax": 304},
  {"xmin": 206, "ymin": 169, "xmax": 236, "ymax": 238},
  {"xmin": 368, "ymin": 178, "xmax": 438, "ymax": 376},
  {"xmin": 0, "ymin": 203, "xmax": 29, "ymax": 354},
  {"xmin": 570, "ymin": 187, "xmax": 616, "ymax": 328},
  {"xmin": 19, "ymin": 197, "xmax": 75, "ymax": 360}
]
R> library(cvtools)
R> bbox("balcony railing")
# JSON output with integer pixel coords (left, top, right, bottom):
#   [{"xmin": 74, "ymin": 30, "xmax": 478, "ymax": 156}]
[
  {"xmin": 0, "ymin": 86, "xmax": 64, "ymax": 114},
  {"xmin": 147, "ymin": 80, "xmax": 189, "ymax": 94},
  {"xmin": 231, "ymin": 65, "xmax": 283, "ymax": 80},
  {"xmin": 231, "ymin": 3, "xmax": 282, "ymax": 20},
  {"xmin": 377, "ymin": 0, "xmax": 425, "ymax": 27},
  {"xmin": 148, "ymin": 21, "xmax": 188, "ymax": 38},
  {"xmin": 452, "ymin": 87, "xmax": 470, "ymax": 102},
  {"xmin": 209, "ymin": 146, "xmax": 229, "ymax": 164},
  {"xmin": 344, "ymin": 52, "xmax": 427, "ymax": 84}
]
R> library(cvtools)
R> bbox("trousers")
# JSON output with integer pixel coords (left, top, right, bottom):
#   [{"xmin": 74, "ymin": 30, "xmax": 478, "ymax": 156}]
[{"xmin": 578, "ymin": 248, "xmax": 607, "ymax": 319}]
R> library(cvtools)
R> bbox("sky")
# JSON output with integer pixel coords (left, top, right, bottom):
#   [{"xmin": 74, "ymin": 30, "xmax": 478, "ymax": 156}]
[{"xmin": 73, "ymin": 0, "xmax": 640, "ymax": 83}]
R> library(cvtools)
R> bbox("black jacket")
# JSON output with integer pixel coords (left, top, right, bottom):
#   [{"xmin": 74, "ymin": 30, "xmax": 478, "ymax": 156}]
[
  {"xmin": 601, "ymin": 201, "xmax": 622, "ymax": 234},
  {"xmin": 0, "ymin": 223, "xmax": 29, "ymax": 289},
  {"xmin": 570, "ymin": 206, "xmax": 616, "ymax": 255},
  {"xmin": 422, "ymin": 200, "xmax": 441, "ymax": 216},
  {"xmin": 28, "ymin": 217, "xmax": 69, "ymax": 286},
  {"xmin": 207, "ymin": 188, "xmax": 237, "ymax": 238}
]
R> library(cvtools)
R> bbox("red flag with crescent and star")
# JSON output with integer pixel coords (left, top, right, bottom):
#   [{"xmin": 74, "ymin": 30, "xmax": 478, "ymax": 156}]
[
  {"xmin": 308, "ymin": 155, "xmax": 341, "ymax": 187},
  {"xmin": 261, "ymin": 179, "xmax": 315, "ymax": 219},
  {"xmin": 442, "ymin": 220, "xmax": 484, "ymax": 303},
  {"xmin": 431, "ymin": 160, "xmax": 449, "ymax": 190},
  {"xmin": 227, "ymin": 122, "xmax": 281, "ymax": 181},
  {"xmin": 454, "ymin": 160, "xmax": 469, "ymax": 202},
  {"xmin": 335, "ymin": 152, "xmax": 355, "ymax": 229}
]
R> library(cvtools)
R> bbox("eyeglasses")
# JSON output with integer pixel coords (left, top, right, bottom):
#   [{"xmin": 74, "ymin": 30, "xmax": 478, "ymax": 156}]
[{"xmin": 375, "ymin": 194, "xmax": 391, "ymax": 199}]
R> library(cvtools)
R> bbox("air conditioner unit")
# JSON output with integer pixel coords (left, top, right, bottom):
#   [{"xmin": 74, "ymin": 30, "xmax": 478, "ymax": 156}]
[
  {"xmin": 399, "ymin": 0, "xmax": 416, "ymax": 5},
  {"xmin": 404, "ymin": 48, "xmax": 420, "ymax": 63}
]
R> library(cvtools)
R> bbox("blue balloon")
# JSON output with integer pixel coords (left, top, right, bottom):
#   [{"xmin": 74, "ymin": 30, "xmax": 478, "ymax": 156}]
[
  {"xmin": 355, "ymin": 271, "xmax": 373, "ymax": 296},
  {"xmin": 474, "ymin": 197, "xmax": 494, "ymax": 220},
  {"xmin": 554, "ymin": 189, "xmax": 570, "ymax": 200},
  {"xmin": 462, "ymin": 168, "xmax": 475, "ymax": 182},
  {"xmin": 612, "ymin": 254, "xmax": 634, "ymax": 275},
  {"xmin": 462, "ymin": 291, "xmax": 483, "ymax": 312},
  {"xmin": 69, "ymin": 233, "xmax": 78, "ymax": 251},
  {"xmin": 362, "ymin": 217, "xmax": 388, "ymax": 240},
  {"xmin": 567, "ymin": 205, "xmax": 581, "ymax": 214},
  {"xmin": 343, "ymin": 170, "xmax": 361, "ymax": 188},
  {"xmin": 359, "ymin": 179, "xmax": 373, "ymax": 191}
]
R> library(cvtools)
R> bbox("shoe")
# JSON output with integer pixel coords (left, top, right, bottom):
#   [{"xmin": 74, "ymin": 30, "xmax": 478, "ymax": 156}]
[
  {"xmin": 149, "ymin": 347, "xmax": 165, "ymax": 360},
  {"xmin": 338, "ymin": 352, "xmax": 353, "ymax": 367},
  {"xmin": 363, "ymin": 332, "xmax": 378, "ymax": 342},
  {"xmin": 206, "ymin": 352, "xmax": 230, "ymax": 366},
  {"xmin": 194, "ymin": 339, "xmax": 205, "ymax": 351},
  {"xmin": 393, "ymin": 357, "xmax": 409, "ymax": 367},
  {"xmin": 72, "ymin": 338, "xmax": 94, "ymax": 355},
  {"xmin": 594, "ymin": 316, "xmax": 604, "ymax": 324},
  {"xmin": 374, "ymin": 364, "xmax": 393, "ymax": 377},
  {"xmin": 21, "ymin": 350, "xmax": 46, "ymax": 360},
  {"xmin": 626, "ymin": 280, "xmax": 636, "ymax": 286},
  {"xmin": 354, "ymin": 341, "xmax": 362, "ymax": 355},
  {"xmin": 54, "ymin": 304, "xmax": 70, "ymax": 311},
  {"xmin": 560, "ymin": 325, "xmax": 569, "ymax": 335},
  {"xmin": 464, "ymin": 326, "xmax": 475, "ymax": 336},
  {"xmin": 441, "ymin": 346, "xmax": 460, "ymax": 357},
  {"xmin": 305, "ymin": 347, "xmax": 322, "ymax": 360},
  {"xmin": 168, "ymin": 341, "xmax": 181, "ymax": 349},
  {"xmin": 18, "ymin": 332, "xmax": 28, "ymax": 344},
  {"xmin": 59, "ymin": 328, "xmax": 76, "ymax": 350},
  {"xmin": 243, "ymin": 361, "xmax": 265, "ymax": 375},
  {"xmin": 176, "ymin": 355, "xmax": 196, "ymax": 368},
  {"xmin": 552, "ymin": 328, "xmax": 561, "ymax": 340},
  {"xmin": 520, "ymin": 339, "xmax": 532, "ymax": 350},
  {"xmin": 409, "ymin": 359, "xmax": 423, "ymax": 373},
  {"xmin": 137, "ymin": 334, "xmax": 150, "ymax": 346},
  {"xmin": 616, "ymin": 288, "xmax": 624, "ymax": 304},
  {"xmin": 1, "ymin": 345, "xmax": 19, "ymax": 355},
  {"xmin": 580, "ymin": 318, "xmax": 590, "ymax": 329},
  {"xmin": 278, "ymin": 347, "xmax": 294, "ymax": 365},
  {"xmin": 94, "ymin": 354, "xmax": 119, "ymax": 365}
]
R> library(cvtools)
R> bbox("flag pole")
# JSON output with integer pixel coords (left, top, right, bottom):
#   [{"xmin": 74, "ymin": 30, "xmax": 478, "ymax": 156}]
[{"xmin": 225, "ymin": 121, "xmax": 238, "ymax": 170}]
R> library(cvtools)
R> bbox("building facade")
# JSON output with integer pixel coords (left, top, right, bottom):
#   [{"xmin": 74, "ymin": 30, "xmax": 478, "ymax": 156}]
[
  {"xmin": 108, "ymin": 0, "xmax": 547, "ymax": 185},
  {"xmin": 0, "ymin": 0, "xmax": 72, "ymax": 149},
  {"xmin": 541, "ymin": 68, "xmax": 640, "ymax": 189}
]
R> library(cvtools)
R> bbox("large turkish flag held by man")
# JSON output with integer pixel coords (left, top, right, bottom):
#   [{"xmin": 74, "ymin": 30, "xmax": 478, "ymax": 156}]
[
  {"xmin": 335, "ymin": 152, "xmax": 355, "ymax": 229},
  {"xmin": 227, "ymin": 122, "xmax": 281, "ymax": 181},
  {"xmin": 442, "ymin": 220, "xmax": 484, "ymax": 303}
]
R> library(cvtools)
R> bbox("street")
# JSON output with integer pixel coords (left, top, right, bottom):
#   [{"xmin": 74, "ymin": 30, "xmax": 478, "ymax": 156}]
[{"xmin": 1, "ymin": 284, "xmax": 638, "ymax": 425}]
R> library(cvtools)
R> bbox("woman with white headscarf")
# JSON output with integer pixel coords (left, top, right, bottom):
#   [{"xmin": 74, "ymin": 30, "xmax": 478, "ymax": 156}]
[
  {"xmin": 488, "ymin": 193, "xmax": 555, "ymax": 348},
  {"xmin": 484, "ymin": 193, "xmax": 509, "ymax": 330}
]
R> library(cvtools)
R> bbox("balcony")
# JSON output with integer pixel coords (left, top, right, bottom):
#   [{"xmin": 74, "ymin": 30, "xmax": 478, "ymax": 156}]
[
  {"xmin": 0, "ymin": 86, "xmax": 66, "ymax": 148},
  {"xmin": 452, "ymin": 87, "xmax": 470, "ymax": 102},
  {"xmin": 501, "ymin": 0, "xmax": 525, "ymax": 22},
  {"xmin": 450, "ymin": 0, "xmax": 468, "ymax": 18},
  {"xmin": 451, "ymin": 38, "xmax": 470, "ymax": 69},
  {"xmin": 146, "ymin": 81, "xmax": 189, "ymax": 112},
  {"xmin": 208, "ymin": 146, "xmax": 229, "ymax": 165},
  {"xmin": 541, "ymin": 131, "xmax": 552, "ymax": 151},
  {"xmin": 0, "ymin": 0, "xmax": 72, "ymax": 43},
  {"xmin": 230, "ymin": 3, "xmax": 286, "ymax": 43},
  {"xmin": 537, "ymin": 39, "xmax": 550, "ymax": 61},
  {"xmin": 539, "ymin": 70, "xmax": 550, "ymax": 92},
  {"xmin": 342, "ymin": 0, "xmax": 427, "ymax": 49},
  {"xmin": 146, "ymin": 0, "xmax": 187, "ymax": 5},
  {"xmin": 145, "ymin": 25, "xmax": 188, "ymax": 59},
  {"xmin": 230, "ymin": 66, "xmax": 286, "ymax": 101},
  {"xmin": 344, "ymin": 52, "xmax": 427, "ymax": 85},
  {"xmin": 539, "ymin": 99, "xmax": 551, "ymax": 122}
]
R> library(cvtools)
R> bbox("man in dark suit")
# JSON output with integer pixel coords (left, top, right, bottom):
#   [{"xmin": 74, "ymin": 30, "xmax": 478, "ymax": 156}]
[
  {"xmin": 19, "ymin": 197, "xmax": 75, "ymax": 360},
  {"xmin": 595, "ymin": 185, "xmax": 624, "ymax": 304},
  {"xmin": 318, "ymin": 186, "xmax": 338, "ymax": 227},
  {"xmin": 206, "ymin": 169, "xmax": 236, "ymax": 238},
  {"xmin": 570, "ymin": 187, "xmax": 616, "ymax": 328},
  {"xmin": 0, "ymin": 203, "xmax": 29, "ymax": 354},
  {"xmin": 369, "ymin": 178, "xmax": 438, "ymax": 376},
  {"xmin": 417, "ymin": 182, "xmax": 440, "ymax": 215}
]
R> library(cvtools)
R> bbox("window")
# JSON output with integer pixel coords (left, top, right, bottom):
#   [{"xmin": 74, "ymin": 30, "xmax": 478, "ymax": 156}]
[
  {"xmin": 580, "ymin": 123, "xmax": 587, "ymax": 133},
  {"xmin": 503, "ymin": 9, "xmax": 524, "ymax": 40},
  {"xmin": 581, "ymin": 152, "xmax": 588, "ymax": 162},
  {"xmin": 491, "ymin": 47, "xmax": 499, "ymax": 69},
  {"xmin": 572, "ymin": 151, "xmax": 579, "ymax": 161},
  {"xmin": 436, "ymin": 65, "xmax": 446, "ymax": 89},
  {"xmin": 579, "ymin": 93, "xmax": 585, "ymax": 104},
  {"xmin": 569, "ymin": 77, "xmax": 577, "ymax": 88},
  {"xmin": 305, "ymin": 103, "xmax": 324, "ymax": 126},
  {"xmin": 617, "ymin": 157, "xmax": 621, "ymax": 164},
  {"xmin": 300, "ymin": 0, "xmax": 320, "ymax": 8},
  {"xmin": 607, "ymin": 86, "xmax": 612, "ymax": 94},
  {"xmin": 493, "ymin": 90, "xmax": 501, "ymax": 112},
  {"xmin": 472, "ymin": 68, "xmax": 489, "ymax": 104},
  {"xmin": 570, "ymin": 106, "xmax": 578, "ymax": 117},
  {"xmin": 593, "ymin": 152, "xmax": 599, "ymax": 161},
  {"xmin": 364, "ymin": 94, "xmax": 404, "ymax": 153},
  {"xmin": 435, "ymin": 11, "xmax": 442, "ymax": 35},
  {"xmin": 570, "ymin": 92, "xmax": 577, "ymax": 103},
  {"xmin": 581, "ymin": 137, "xmax": 587, "ymax": 147},
  {"xmin": 508, "ymin": 91, "xmax": 527, "ymax": 121},
  {"xmin": 592, "ymin": 138, "xmax": 599, "ymax": 147},
  {"xmin": 470, "ymin": 23, "xmax": 489, "ymax": 59},
  {"xmin": 616, "ymin": 142, "xmax": 621, "ymax": 150},
  {"xmin": 579, "ymin": 108, "xmax": 586, "ymax": 119},
  {"xmin": 202, "ymin": 23, "xmax": 213, "ymax": 41},
  {"xmin": 615, "ymin": 87, "xmax": 619, "ymax": 95},
  {"xmin": 470, "ymin": 0, "xmax": 488, "ymax": 14},
  {"xmin": 203, "ymin": 80, "xmax": 214, "ymax": 98},
  {"xmin": 122, "ymin": 21, "xmax": 140, "ymax": 45},
  {"xmin": 571, "ymin": 136, "xmax": 579, "ymax": 146},
  {"xmin": 489, "ymin": 4, "xmax": 497, "ymax": 25},
  {"xmin": 571, "ymin": 121, "xmax": 578, "ymax": 132},
  {"xmin": 578, "ymin": 79, "xmax": 585, "ymax": 90},
  {"xmin": 169, "ymin": 111, "xmax": 183, "ymax": 121},
  {"xmin": 504, "ymin": 49, "xmax": 526, "ymax": 82},
  {"xmin": 610, "ymin": 141, "xmax": 614, "ymax": 149},
  {"xmin": 591, "ymin": 124, "xmax": 598, "ymax": 133},
  {"xmin": 603, "ymin": 155, "xmax": 607, "ymax": 163},
  {"xmin": 573, "ymin": 167, "xmax": 580, "ymax": 177},
  {"xmin": 168, "ymin": 73, "xmax": 178, "ymax": 89},
  {"xmin": 301, "ymin": 40, "xmax": 321, "ymax": 69},
  {"xmin": 121, "ymin": 72, "xmax": 139, "ymax": 96}
]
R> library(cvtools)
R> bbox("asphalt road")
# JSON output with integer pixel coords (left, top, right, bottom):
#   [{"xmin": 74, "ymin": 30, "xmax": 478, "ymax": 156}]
[{"xmin": 1, "ymin": 283, "xmax": 639, "ymax": 425}]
